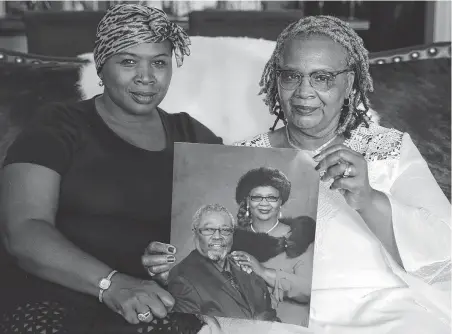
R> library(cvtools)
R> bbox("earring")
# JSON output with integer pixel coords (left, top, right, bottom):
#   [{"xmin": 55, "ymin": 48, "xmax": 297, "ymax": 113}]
[
  {"xmin": 279, "ymin": 210, "xmax": 283, "ymax": 219},
  {"xmin": 270, "ymin": 108, "xmax": 286, "ymax": 131},
  {"xmin": 245, "ymin": 203, "xmax": 250, "ymax": 218},
  {"xmin": 343, "ymin": 97, "xmax": 350, "ymax": 107},
  {"xmin": 98, "ymin": 80, "xmax": 104, "ymax": 87}
]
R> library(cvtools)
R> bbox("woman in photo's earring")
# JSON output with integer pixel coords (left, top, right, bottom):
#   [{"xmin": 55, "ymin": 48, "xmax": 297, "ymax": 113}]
[{"xmin": 231, "ymin": 167, "xmax": 316, "ymax": 327}]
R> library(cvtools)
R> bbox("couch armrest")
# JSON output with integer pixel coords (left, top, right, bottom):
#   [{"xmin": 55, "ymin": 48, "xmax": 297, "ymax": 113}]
[
  {"xmin": 0, "ymin": 47, "xmax": 89, "ymax": 66},
  {"xmin": 2, "ymin": 41, "xmax": 450, "ymax": 67},
  {"xmin": 369, "ymin": 42, "xmax": 451, "ymax": 64}
]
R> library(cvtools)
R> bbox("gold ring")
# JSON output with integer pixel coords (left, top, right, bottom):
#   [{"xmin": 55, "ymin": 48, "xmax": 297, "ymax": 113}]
[
  {"xmin": 137, "ymin": 311, "xmax": 151, "ymax": 322},
  {"xmin": 343, "ymin": 163, "xmax": 352, "ymax": 178}
]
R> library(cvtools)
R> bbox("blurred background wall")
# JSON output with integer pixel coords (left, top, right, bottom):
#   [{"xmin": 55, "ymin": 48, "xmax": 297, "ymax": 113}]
[{"xmin": 0, "ymin": 1, "xmax": 450, "ymax": 56}]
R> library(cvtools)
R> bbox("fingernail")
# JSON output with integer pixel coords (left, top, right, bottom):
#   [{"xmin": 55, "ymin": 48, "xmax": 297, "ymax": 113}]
[
  {"xmin": 313, "ymin": 154, "xmax": 321, "ymax": 161},
  {"xmin": 167, "ymin": 246, "xmax": 176, "ymax": 254},
  {"xmin": 167, "ymin": 255, "xmax": 175, "ymax": 263},
  {"xmin": 314, "ymin": 164, "xmax": 320, "ymax": 171}
]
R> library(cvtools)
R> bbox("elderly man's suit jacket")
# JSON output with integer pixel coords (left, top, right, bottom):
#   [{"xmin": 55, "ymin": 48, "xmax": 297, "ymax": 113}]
[{"xmin": 168, "ymin": 250, "xmax": 275, "ymax": 320}]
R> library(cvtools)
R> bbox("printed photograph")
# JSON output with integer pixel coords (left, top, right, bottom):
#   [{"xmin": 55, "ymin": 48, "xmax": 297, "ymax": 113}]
[{"xmin": 168, "ymin": 143, "xmax": 320, "ymax": 327}]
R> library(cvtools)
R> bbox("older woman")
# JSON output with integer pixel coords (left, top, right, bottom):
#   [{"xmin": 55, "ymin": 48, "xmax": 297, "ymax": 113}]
[
  {"xmin": 234, "ymin": 15, "xmax": 451, "ymax": 332},
  {"xmin": 230, "ymin": 167, "xmax": 315, "ymax": 327},
  {"xmin": 0, "ymin": 4, "xmax": 221, "ymax": 333}
]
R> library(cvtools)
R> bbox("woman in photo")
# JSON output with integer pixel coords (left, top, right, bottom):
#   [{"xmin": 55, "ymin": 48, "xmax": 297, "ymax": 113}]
[{"xmin": 231, "ymin": 166, "xmax": 316, "ymax": 327}]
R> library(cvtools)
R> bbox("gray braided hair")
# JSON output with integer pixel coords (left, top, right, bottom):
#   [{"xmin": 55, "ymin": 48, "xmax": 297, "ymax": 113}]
[{"xmin": 260, "ymin": 15, "xmax": 374, "ymax": 137}]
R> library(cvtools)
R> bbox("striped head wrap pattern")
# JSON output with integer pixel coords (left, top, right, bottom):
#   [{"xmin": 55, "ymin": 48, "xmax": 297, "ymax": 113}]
[{"xmin": 94, "ymin": 4, "xmax": 191, "ymax": 73}]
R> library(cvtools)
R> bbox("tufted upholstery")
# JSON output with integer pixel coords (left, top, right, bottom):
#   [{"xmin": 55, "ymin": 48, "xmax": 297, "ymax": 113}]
[
  {"xmin": 0, "ymin": 39, "xmax": 450, "ymax": 200},
  {"xmin": 1, "ymin": 40, "xmax": 449, "ymax": 67},
  {"xmin": 0, "ymin": 47, "xmax": 89, "ymax": 66},
  {"xmin": 369, "ymin": 42, "xmax": 451, "ymax": 65}
]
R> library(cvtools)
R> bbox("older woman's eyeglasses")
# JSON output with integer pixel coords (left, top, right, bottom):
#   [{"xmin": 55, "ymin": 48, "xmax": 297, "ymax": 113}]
[
  {"xmin": 276, "ymin": 68, "xmax": 350, "ymax": 92},
  {"xmin": 195, "ymin": 227, "xmax": 234, "ymax": 236},
  {"xmin": 249, "ymin": 195, "xmax": 280, "ymax": 203}
]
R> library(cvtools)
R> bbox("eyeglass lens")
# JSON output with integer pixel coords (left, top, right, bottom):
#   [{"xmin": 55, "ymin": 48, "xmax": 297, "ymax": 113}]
[
  {"xmin": 278, "ymin": 70, "xmax": 345, "ymax": 92},
  {"xmin": 249, "ymin": 195, "xmax": 279, "ymax": 202},
  {"xmin": 198, "ymin": 227, "xmax": 234, "ymax": 236}
]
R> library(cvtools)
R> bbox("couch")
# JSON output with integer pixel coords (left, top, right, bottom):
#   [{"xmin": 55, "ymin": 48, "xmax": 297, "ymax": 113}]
[
  {"xmin": 0, "ymin": 38, "xmax": 450, "ymax": 198},
  {"xmin": 0, "ymin": 34, "xmax": 450, "ymax": 334}
]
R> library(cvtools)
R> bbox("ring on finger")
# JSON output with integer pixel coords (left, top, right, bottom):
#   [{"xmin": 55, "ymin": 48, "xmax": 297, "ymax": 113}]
[
  {"xmin": 137, "ymin": 311, "xmax": 152, "ymax": 322},
  {"xmin": 342, "ymin": 162, "xmax": 352, "ymax": 178}
]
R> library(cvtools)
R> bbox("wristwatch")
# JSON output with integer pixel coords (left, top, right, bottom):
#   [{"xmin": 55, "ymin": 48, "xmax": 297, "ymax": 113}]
[{"xmin": 98, "ymin": 270, "xmax": 118, "ymax": 303}]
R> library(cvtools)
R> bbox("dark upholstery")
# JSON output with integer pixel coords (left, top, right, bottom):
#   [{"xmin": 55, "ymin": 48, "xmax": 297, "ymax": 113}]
[
  {"xmin": 368, "ymin": 42, "xmax": 451, "ymax": 199},
  {"xmin": 370, "ymin": 58, "xmax": 451, "ymax": 200},
  {"xmin": 0, "ymin": 49, "xmax": 88, "ymax": 162},
  {"xmin": 0, "ymin": 41, "xmax": 450, "ymax": 197},
  {"xmin": 23, "ymin": 11, "xmax": 105, "ymax": 57}
]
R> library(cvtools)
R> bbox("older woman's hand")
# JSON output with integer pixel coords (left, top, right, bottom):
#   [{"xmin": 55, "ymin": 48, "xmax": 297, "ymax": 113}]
[
  {"xmin": 141, "ymin": 241, "xmax": 176, "ymax": 286},
  {"xmin": 103, "ymin": 273, "xmax": 175, "ymax": 324},
  {"xmin": 314, "ymin": 144, "xmax": 377, "ymax": 211}
]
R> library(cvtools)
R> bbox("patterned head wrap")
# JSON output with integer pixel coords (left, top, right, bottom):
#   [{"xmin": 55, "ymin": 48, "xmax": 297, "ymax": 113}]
[
  {"xmin": 94, "ymin": 4, "xmax": 191, "ymax": 73},
  {"xmin": 235, "ymin": 167, "xmax": 292, "ymax": 205}
]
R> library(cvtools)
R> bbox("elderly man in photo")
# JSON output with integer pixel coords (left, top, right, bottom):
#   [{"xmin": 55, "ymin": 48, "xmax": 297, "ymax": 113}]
[{"xmin": 168, "ymin": 204, "xmax": 278, "ymax": 321}]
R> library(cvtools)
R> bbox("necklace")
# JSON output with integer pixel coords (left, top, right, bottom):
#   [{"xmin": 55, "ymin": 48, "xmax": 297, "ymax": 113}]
[
  {"xmin": 251, "ymin": 220, "xmax": 279, "ymax": 234},
  {"xmin": 285, "ymin": 126, "xmax": 338, "ymax": 155}
]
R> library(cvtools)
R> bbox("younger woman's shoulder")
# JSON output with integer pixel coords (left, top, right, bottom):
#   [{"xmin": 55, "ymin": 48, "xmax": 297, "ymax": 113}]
[
  {"xmin": 233, "ymin": 132, "xmax": 272, "ymax": 147},
  {"xmin": 29, "ymin": 98, "xmax": 95, "ymax": 130},
  {"xmin": 2, "ymin": 98, "xmax": 94, "ymax": 174},
  {"xmin": 163, "ymin": 111, "xmax": 223, "ymax": 144}
]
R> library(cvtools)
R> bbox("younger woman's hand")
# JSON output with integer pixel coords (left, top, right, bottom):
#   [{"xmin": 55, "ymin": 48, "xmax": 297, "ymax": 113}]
[
  {"xmin": 142, "ymin": 241, "xmax": 177, "ymax": 286},
  {"xmin": 103, "ymin": 273, "xmax": 174, "ymax": 324}
]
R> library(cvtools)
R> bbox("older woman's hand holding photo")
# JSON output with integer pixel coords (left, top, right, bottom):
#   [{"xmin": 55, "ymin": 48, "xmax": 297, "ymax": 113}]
[
  {"xmin": 313, "ymin": 143, "xmax": 402, "ymax": 265},
  {"xmin": 314, "ymin": 144, "xmax": 374, "ymax": 209}
]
